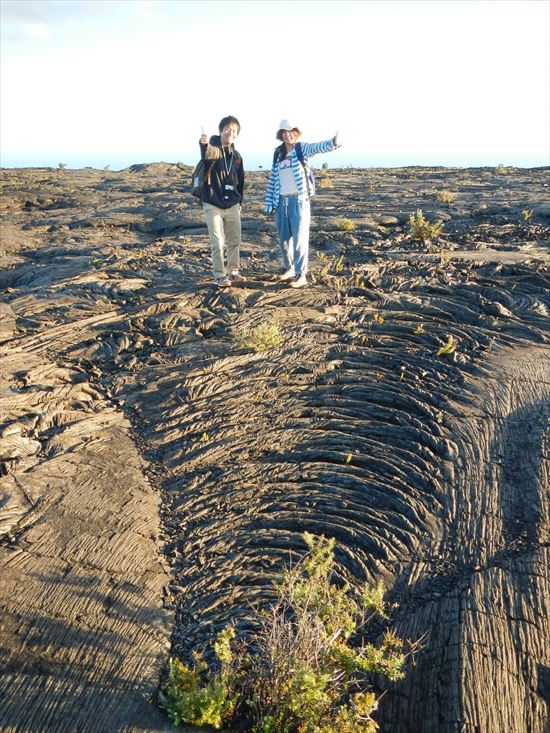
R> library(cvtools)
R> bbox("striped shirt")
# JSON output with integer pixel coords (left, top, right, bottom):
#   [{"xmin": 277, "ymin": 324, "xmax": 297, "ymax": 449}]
[{"xmin": 264, "ymin": 138, "xmax": 337, "ymax": 213}]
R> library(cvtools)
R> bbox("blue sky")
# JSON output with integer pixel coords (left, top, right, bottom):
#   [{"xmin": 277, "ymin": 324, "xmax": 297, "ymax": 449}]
[{"xmin": 1, "ymin": 0, "xmax": 549, "ymax": 169}]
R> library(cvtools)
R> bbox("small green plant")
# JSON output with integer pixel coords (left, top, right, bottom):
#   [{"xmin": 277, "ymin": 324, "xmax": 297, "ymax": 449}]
[
  {"xmin": 317, "ymin": 254, "xmax": 369, "ymax": 296},
  {"xmin": 318, "ymin": 176, "xmax": 334, "ymax": 189},
  {"xmin": 318, "ymin": 253, "xmax": 345, "ymax": 276},
  {"xmin": 321, "ymin": 162, "xmax": 329, "ymax": 171},
  {"xmin": 436, "ymin": 333, "xmax": 458, "ymax": 357},
  {"xmin": 159, "ymin": 320, "xmax": 177, "ymax": 332},
  {"xmin": 436, "ymin": 190, "xmax": 455, "ymax": 205},
  {"xmin": 159, "ymin": 628, "xmax": 236, "ymax": 729},
  {"xmin": 160, "ymin": 534, "xmax": 410, "ymax": 732},
  {"xmin": 522, "ymin": 209, "xmax": 533, "ymax": 222},
  {"xmin": 237, "ymin": 322, "xmax": 283, "ymax": 352},
  {"xmin": 408, "ymin": 209, "xmax": 444, "ymax": 242},
  {"xmin": 103, "ymin": 164, "xmax": 111, "ymax": 171},
  {"xmin": 338, "ymin": 218, "xmax": 356, "ymax": 232},
  {"xmin": 318, "ymin": 252, "xmax": 330, "ymax": 271},
  {"xmin": 334, "ymin": 255, "xmax": 345, "ymax": 273},
  {"xmin": 58, "ymin": 162, "xmax": 67, "ymax": 170},
  {"xmin": 495, "ymin": 164, "xmax": 507, "ymax": 174}
]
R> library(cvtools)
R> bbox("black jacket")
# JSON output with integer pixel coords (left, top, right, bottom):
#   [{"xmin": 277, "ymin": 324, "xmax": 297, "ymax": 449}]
[{"xmin": 200, "ymin": 135, "xmax": 244, "ymax": 209}]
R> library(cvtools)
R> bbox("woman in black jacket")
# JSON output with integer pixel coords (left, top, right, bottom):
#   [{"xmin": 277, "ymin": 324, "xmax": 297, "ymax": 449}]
[{"xmin": 199, "ymin": 116, "xmax": 245, "ymax": 287}]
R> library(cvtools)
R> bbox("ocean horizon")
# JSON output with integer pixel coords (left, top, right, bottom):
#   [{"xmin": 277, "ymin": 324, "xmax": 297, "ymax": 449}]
[{"xmin": 1, "ymin": 150, "xmax": 548, "ymax": 171}]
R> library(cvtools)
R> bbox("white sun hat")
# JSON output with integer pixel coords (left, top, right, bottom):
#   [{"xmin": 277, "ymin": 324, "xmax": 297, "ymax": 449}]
[{"xmin": 276, "ymin": 119, "xmax": 302, "ymax": 141}]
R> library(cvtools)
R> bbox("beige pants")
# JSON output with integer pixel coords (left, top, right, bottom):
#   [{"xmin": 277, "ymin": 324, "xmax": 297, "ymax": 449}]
[{"xmin": 203, "ymin": 202, "xmax": 241, "ymax": 279}]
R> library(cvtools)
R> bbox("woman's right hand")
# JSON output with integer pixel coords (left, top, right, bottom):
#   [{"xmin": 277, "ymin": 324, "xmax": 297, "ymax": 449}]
[{"xmin": 200, "ymin": 127, "xmax": 208, "ymax": 144}]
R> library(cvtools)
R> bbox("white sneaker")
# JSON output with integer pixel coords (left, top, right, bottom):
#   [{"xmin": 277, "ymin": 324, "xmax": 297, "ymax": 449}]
[
  {"xmin": 289, "ymin": 274, "xmax": 308, "ymax": 288},
  {"xmin": 276, "ymin": 268, "xmax": 295, "ymax": 282}
]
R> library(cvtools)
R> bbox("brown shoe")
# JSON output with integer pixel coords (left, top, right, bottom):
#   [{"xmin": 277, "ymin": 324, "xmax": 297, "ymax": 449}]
[
  {"xmin": 215, "ymin": 277, "xmax": 232, "ymax": 288},
  {"xmin": 230, "ymin": 271, "xmax": 246, "ymax": 283}
]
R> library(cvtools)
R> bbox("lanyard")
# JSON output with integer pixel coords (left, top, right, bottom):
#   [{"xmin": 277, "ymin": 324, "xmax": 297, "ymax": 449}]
[{"xmin": 221, "ymin": 146, "xmax": 233, "ymax": 178}]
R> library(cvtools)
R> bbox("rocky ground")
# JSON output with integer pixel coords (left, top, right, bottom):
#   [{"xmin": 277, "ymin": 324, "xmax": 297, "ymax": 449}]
[{"xmin": 1, "ymin": 162, "xmax": 549, "ymax": 733}]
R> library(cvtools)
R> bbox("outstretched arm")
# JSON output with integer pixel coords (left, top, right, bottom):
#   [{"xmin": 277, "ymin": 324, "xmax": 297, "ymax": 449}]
[{"xmin": 301, "ymin": 134, "xmax": 341, "ymax": 158}]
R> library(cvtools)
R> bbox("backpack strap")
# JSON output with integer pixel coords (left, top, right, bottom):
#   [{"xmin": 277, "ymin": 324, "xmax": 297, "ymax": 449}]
[{"xmin": 294, "ymin": 142, "xmax": 311, "ymax": 198}]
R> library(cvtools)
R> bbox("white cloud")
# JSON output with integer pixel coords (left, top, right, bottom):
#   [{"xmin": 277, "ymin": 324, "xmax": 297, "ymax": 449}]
[{"xmin": 21, "ymin": 21, "xmax": 51, "ymax": 38}]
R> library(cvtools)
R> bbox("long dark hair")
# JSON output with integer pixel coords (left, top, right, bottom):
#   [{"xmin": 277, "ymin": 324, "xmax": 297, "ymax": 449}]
[{"xmin": 275, "ymin": 143, "xmax": 287, "ymax": 162}]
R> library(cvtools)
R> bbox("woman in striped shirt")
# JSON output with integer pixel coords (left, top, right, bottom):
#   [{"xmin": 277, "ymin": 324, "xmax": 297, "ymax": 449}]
[{"xmin": 264, "ymin": 120, "xmax": 340, "ymax": 288}]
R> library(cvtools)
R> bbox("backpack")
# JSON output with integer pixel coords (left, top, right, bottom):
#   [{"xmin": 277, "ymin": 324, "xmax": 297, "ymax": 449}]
[
  {"xmin": 273, "ymin": 141, "xmax": 316, "ymax": 197},
  {"xmin": 191, "ymin": 158, "xmax": 212, "ymax": 199}
]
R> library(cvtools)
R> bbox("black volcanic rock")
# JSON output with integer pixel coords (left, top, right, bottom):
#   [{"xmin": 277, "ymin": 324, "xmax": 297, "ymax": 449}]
[{"xmin": 0, "ymin": 162, "xmax": 549, "ymax": 733}]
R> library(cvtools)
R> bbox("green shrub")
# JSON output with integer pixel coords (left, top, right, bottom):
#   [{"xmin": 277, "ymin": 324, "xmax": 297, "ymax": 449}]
[
  {"xmin": 408, "ymin": 209, "xmax": 443, "ymax": 242},
  {"xmin": 338, "ymin": 218, "xmax": 356, "ymax": 232},
  {"xmin": 159, "ymin": 628, "xmax": 236, "ymax": 729},
  {"xmin": 435, "ymin": 190, "xmax": 455, "ymax": 204},
  {"xmin": 160, "ymin": 534, "xmax": 409, "ymax": 733},
  {"xmin": 318, "ymin": 177, "xmax": 333, "ymax": 189},
  {"xmin": 237, "ymin": 322, "xmax": 283, "ymax": 352}
]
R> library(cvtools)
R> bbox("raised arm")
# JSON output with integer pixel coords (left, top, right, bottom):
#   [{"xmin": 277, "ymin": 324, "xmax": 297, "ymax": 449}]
[
  {"xmin": 301, "ymin": 134, "xmax": 341, "ymax": 158},
  {"xmin": 199, "ymin": 127, "xmax": 208, "ymax": 159},
  {"xmin": 199, "ymin": 127, "xmax": 222, "ymax": 162}
]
